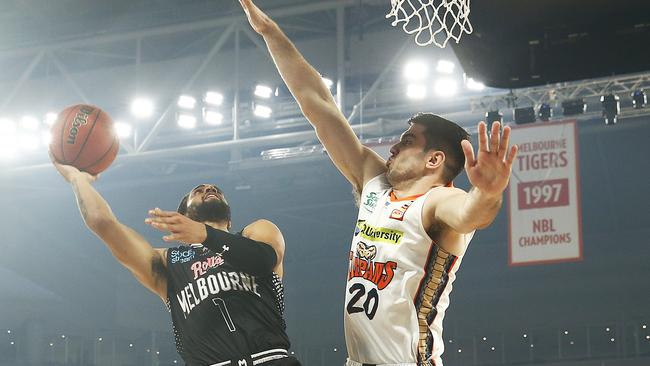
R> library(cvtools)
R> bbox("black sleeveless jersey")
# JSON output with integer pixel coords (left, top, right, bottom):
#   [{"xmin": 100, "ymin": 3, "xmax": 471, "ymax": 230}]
[{"xmin": 165, "ymin": 238, "xmax": 290, "ymax": 365}]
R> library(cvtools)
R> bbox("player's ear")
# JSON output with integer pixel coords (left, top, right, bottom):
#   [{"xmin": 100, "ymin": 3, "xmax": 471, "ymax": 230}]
[{"xmin": 426, "ymin": 151, "xmax": 445, "ymax": 169}]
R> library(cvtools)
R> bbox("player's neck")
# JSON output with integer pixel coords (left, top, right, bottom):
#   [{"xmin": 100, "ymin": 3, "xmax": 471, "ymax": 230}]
[
  {"xmin": 204, "ymin": 221, "xmax": 230, "ymax": 232},
  {"xmin": 391, "ymin": 176, "xmax": 445, "ymax": 199}
]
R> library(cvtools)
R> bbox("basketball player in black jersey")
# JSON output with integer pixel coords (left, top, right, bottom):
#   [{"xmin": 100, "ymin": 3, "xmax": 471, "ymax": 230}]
[{"xmin": 51, "ymin": 159, "xmax": 301, "ymax": 366}]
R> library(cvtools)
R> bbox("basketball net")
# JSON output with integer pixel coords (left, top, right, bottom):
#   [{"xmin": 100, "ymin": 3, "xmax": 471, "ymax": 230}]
[{"xmin": 387, "ymin": 0, "xmax": 473, "ymax": 48}]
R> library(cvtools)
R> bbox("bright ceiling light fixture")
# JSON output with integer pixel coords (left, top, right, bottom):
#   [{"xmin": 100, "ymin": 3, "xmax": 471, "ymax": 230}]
[
  {"xmin": 203, "ymin": 110, "xmax": 224, "ymax": 126},
  {"xmin": 0, "ymin": 118, "xmax": 17, "ymax": 135},
  {"xmin": 404, "ymin": 60, "xmax": 429, "ymax": 81},
  {"xmin": 44, "ymin": 112, "xmax": 59, "ymax": 126},
  {"xmin": 131, "ymin": 98, "xmax": 154, "ymax": 119},
  {"xmin": 19, "ymin": 116, "xmax": 40, "ymax": 131},
  {"xmin": 253, "ymin": 105, "xmax": 273, "ymax": 118},
  {"xmin": 406, "ymin": 84, "xmax": 427, "ymax": 100},
  {"xmin": 254, "ymin": 85, "xmax": 274, "ymax": 99},
  {"xmin": 466, "ymin": 77, "xmax": 486, "ymax": 91},
  {"xmin": 176, "ymin": 114, "xmax": 197, "ymax": 129},
  {"xmin": 177, "ymin": 95, "xmax": 197, "ymax": 110},
  {"xmin": 434, "ymin": 78, "xmax": 459, "ymax": 97},
  {"xmin": 114, "ymin": 121, "xmax": 133, "ymax": 138},
  {"xmin": 204, "ymin": 91, "xmax": 224, "ymax": 106},
  {"xmin": 436, "ymin": 60, "xmax": 455, "ymax": 74}
]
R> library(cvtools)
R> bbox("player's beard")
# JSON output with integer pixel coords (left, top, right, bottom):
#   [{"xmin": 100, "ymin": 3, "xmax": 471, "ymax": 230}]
[{"xmin": 186, "ymin": 199, "xmax": 231, "ymax": 224}]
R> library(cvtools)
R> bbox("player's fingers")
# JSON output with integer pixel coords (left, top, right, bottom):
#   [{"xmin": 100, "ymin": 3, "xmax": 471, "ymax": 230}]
[
  {"xmin": 506, "ymin": 145, "xmax": 519, "ymax": 168},
  {"xmin": 499, "ymin": 126, "xmax": 511, "ymax": 159},
  {"xmin": 489, "ymin": 122, "xmax": 500, "ymax": 153},
  {"xmin": 461, "ymin": 140, "xmax": 476, "ymax": 167},
  {"xmin": 477, "ymin": 121, "xmax": 488, "ymax": 152}
]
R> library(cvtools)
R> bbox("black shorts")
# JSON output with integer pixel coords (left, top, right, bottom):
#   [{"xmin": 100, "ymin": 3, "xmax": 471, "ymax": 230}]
[{"xmin": 264, "ymin": 356, "xmax": 302, "ymax": 366}]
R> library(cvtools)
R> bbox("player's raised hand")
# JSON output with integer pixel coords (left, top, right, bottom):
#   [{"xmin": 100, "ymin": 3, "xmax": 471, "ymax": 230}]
[
  {"xmin": 238, "ymin": 0, "xmax": 276, "ymax": 35},
  {"xmin": 49, "ymin": 151, "xmax": 97, "ymax": 184},
  {"xmin": 145, "ymin": 208, "xmax": 207, "ymax": 244},
  {"xmin": 461, "ymin": 121, "xmax": 518, "ymax": 197}
]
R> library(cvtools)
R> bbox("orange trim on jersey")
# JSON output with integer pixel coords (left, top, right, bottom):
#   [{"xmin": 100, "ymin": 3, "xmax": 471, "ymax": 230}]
[{"xmin": 389, "ymin": 190, "xmax": 425, "ymax": 202}]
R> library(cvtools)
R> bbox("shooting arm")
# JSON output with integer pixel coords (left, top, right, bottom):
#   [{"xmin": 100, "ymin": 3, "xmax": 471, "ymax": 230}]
[{"xmin": 70, "ymin": 176, "xmax": 167, "ymax": 300}]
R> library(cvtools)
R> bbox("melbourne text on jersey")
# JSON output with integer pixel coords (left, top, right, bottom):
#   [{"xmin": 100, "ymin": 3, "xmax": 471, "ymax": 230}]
[{"xmin": 176, "ymin": 270, "xmax": 261, "ymax": 318}]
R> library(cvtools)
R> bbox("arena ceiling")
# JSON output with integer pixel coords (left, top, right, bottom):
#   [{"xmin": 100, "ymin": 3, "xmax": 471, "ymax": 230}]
[{"xmin": 1, "ymin": 0, "xmax": 648, "ymax": 88}]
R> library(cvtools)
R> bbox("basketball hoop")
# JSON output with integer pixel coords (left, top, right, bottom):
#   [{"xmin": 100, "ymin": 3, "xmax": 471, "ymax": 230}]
[{"xmin": 387, "ymin": 0, "xmax": 474, "ymax": 48}]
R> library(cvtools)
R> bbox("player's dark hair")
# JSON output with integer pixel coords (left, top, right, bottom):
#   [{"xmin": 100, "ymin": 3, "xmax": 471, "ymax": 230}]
[
  {"xmin": 408, "ymin": 113, "xmax": 471, "ymax": 183},
  {"xmin": 177, "ymin": 194, "xmax": 189, "ymax": 215}
]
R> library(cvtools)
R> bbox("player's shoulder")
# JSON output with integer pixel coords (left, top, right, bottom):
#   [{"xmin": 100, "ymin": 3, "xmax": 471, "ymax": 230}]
[{"xmin": 242, "ymin": 219, "xmax": 282, "ymax": 238}]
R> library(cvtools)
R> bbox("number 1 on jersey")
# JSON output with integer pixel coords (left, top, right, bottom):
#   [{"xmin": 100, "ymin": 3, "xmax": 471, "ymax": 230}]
[{"xmin": 213, "ymin": 298, "xmax": 236, "ymax": 332}]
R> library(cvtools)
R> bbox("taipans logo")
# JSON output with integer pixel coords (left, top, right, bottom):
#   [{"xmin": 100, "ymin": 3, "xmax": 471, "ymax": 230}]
[
  {"xmin": 170, "ymin": 249, "xmax": 196, "ymax": 264},
  {"xmin": 67, "ymin": 106, "xmax": 95, "ymax": 144},
  {"xmin": 348, "ymin": 241, "xmax": 396, "ymax": 290},
  {"xmin": 357, "ymin": 242, "xmax": 377, "ymax": 261},
  {"xmin": 362, "ymin": 192, "xmax": 379, "ymax": 212},
  {"xmin": 355, "ymin": 220, "xmax": 404, "ymax": 245}
]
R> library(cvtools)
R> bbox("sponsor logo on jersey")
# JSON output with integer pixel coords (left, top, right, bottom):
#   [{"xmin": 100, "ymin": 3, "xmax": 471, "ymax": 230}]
[
  {"xmin": 170, "ymin": 249, "xmax": 196, "ymax": 264},
  {"xmin": 362, "ymin": 192, "xmax": 379, "ymax": 212},
  {"xmin": 191, "ymin": 255, "xmax": 225, "ymax": 279},
  {"xmin": 355, "ymin": 220, "xmax": 404, "ymax": 245},
  {"xmin": 389, "ymin": 201, "xmax": 415, "ymax": 221},
  {"xmin": 348, "ymin": 242, "xmax": 397, "ymax": 290}
]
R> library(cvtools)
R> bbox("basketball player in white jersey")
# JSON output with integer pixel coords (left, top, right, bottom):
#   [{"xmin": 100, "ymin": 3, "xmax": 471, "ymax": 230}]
[{"xmin": 238, "ymin": 1, "xmax": 518, "ymax": 365}]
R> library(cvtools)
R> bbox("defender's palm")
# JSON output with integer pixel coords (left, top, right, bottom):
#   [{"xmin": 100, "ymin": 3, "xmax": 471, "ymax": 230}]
[{"xmin": 461, "ymin": 122, "xmax": 518, "ymax": 196}]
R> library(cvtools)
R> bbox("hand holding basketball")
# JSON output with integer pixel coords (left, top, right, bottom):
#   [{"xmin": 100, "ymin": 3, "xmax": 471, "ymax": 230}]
[
  {"xmin": 49, "ymin": 104, "xmax": 119, "ymax": 175},
  {"xmin": 461, "ymin": 121, "xmax": 518, "ymax": 197},
  {"xmin": 239, "ymin": 0, "xmax": 276, "ymax": 35},
  {"xmin": 50, "ymin": 151, "xmax": 98, "ymax": 184}
]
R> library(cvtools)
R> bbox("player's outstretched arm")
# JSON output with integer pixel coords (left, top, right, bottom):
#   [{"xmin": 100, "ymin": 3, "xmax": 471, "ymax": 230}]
[
  {"xmin": 238, "ymin": 0, "xmax": 385, "ymax": 191},
  {"xmin": 52, "ymin": 160, "xmax": 168, "ymax": 300},
  {"xmin": 428, "ymin": 122, "xmax": 519, "ymax": 235}
]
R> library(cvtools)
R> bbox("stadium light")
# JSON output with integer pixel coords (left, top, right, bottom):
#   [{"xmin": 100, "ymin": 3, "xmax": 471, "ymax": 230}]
[
  {"xmin": 406, "ymin": 84, "xmax": 427, "ymax": 100},
  {"xmin": 131, "ymin": 98, "xmax": 154, "ymax": 119},
  {"xmin": 203, "ymin": 110, "xmax": 224, "ymax": 126},
  {"xmin": 562, "ymin": 98, "xmax": 586, "ymax": 116},
  {"xmin": 601, "ymin": 94, "xmax": 620, "ymax": 125},
  {"xmin": 434, "ymin": 79, "xmax": 458, "ymax": 97},
  {"xmin": 114, "ymin": 122, "xmax": 133, "ymax": 138},
  {"xmin": 44, "ymin": 112, "xmax": 58, "ymax": 126},
  {"xmin": 0, "ymin": 118, "xmax": 17, "ymax": 134},
  {"xmin": 632, "ymin": 90, "xmax": 646, "ymax": 109},
  {"xmin": 204, "ymin": 91, "xmax": 224, "ymax": 106},
  {"xmin": 41, "ymin": 131, "xmax": 52, "ymax": 145},
  {"xmin": 485, "ymin": 110, "xmax": 503, "ymax": 126},
  {"xmin": 254, "ymin": 85, "xmax": 274, "ymax": 99},
  {"xmin": 404, "ymin": 60, "xmax": 429, "ymax": 81},
  {"xmin": 253, "ymin": 105, "xmax": 273, "ymax": 118},
  {"xmin": 514, "ymin": 107, "xmax": 536, "ymax": 124},
  {"xmin": 466, "ymin": 78, "xmax": 485, "ymax": 91},
  {"xmin": 538, "ymin": 103, "xmax": 552, "ymax": 121},
  {"xmin": 177, "ymin": 114, "xmax": 197, "ymax": 129},
  {"xmin": 19, "ymin": 134, "xmax": 39, "ymax": 151},
  {"xmin": 436, "ymin": 60, "xmax": 455, "ymax": 74},
  {"xmin": 19, "ymin": 116, "xmax": 40, "ymax": 131},
  {"xmin": 177, "ymin": 95, "xmax": 197, "ymax": 110},
  {"xmin": 0, "ymin": 137, "xmax": 17, "ymax": 159}
]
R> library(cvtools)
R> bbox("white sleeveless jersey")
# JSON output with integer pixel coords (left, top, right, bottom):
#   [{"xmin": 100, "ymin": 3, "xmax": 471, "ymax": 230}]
[{"xmin": 344, "ymin": 175, "xmax": 473, "ymax": 366}]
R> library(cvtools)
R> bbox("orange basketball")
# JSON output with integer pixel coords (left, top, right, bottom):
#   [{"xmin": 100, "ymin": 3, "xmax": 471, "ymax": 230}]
[{"xmin": 49, "ymin": 104, "xmax": 119, "ymax": 175}]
